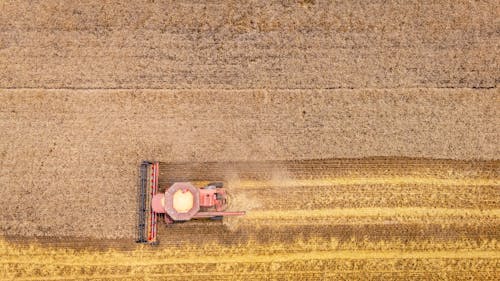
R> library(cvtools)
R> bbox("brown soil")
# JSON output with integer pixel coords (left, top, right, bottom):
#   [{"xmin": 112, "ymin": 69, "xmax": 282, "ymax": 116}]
[
  {"xmin": 0, "ymin": 90, "xmax": 498, "ymax": 239},
  {"xmin": 0, "ymin": 1, "xmax": 498, "ymax": 89}
]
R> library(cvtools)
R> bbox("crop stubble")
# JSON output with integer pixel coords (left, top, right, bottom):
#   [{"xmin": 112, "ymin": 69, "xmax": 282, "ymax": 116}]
[
  {"xmin": 0, "ymin": 0, "xmax": 498, "ymax": 89},
  {"xmin": 0, "ymin": 89, "xmax": 498, "ymax": 238}
]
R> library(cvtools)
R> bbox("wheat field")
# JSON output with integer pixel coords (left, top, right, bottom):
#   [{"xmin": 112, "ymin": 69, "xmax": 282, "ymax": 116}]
[
  {"xmin": 1, "ymin": 0, "xmax": 498, "ymax": 280},
  {"xmin": 2, "ymin": 159, "xmax": 498, "ymax": 280}
]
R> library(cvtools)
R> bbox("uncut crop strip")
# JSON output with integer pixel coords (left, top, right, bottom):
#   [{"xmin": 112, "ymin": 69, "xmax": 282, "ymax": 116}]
[
  {"xmin": 245, "ymin": 208, "xmax": 500, "ymax": 219},
  {"xmin": 1, "ymin": 237, "xmax": 498, "ymax": 281},
  {"xmin": 233, "ymin": 207, "xmax": 500, "ymax": 227},
  {"xmin": 232, "ymin": 184, "xmax": 499, "ymax": 210},
  {"xmin": 232, "ymin": 176, "xmax": 499, "ymax": 188},
  {"xmin": 159, "ymin": 158, "xmax": 498, "ymax": 184},
  {"xmin": 226, "ymin": 175, "xmax": 499, "ymax": 211}
]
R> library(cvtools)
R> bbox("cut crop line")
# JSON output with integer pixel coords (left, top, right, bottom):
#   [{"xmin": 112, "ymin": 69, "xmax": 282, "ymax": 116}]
[
  {"xmin": 2, "ymin": 87, "xmax": 497, "ymax": 91},
  {"xmin": 243, "ymin": 208, "xmax": 500, "ymax": 220},
  {"xmin": 2, "ymin": 250, "xmax": 499, "ymax": 267},
  {"xmin": 234, "ymin": 221, "xmax": 498, "ymax": 227},
  {"xmin": 235, "ymin": 177, "xmax": 499, "ymax": 188},
  {"xmin": 10, "ymin": 270, "xmax": 500, "ymax": 281}
]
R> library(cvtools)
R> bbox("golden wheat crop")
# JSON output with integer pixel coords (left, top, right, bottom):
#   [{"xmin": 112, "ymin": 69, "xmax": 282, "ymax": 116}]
[
  {"xmin": 1, "ymin": 235, "xmax": 499, "ymax": 281},
  {"xmin": 2, "ymin": 159, "xmax": 498, "ymax": 280}
]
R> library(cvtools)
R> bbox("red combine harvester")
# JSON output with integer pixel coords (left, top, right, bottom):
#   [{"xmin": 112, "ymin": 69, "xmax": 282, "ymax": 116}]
[{"xmin": 137, "ymin": 161, "xmax": 245, "ymax": 244}]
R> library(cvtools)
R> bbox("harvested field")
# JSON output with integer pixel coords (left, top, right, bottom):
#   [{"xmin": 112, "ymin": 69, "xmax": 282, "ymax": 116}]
[
  {"xmin": 0, "ymin": 89, "xmax": 498, "ymax": 239},
  {"xmin": 1, "ymin": 0, "xmax": 499, "ymax": 280},
  {"xmin": 0, "ymin": 1, "xmax": 498, "ymax": 89}
]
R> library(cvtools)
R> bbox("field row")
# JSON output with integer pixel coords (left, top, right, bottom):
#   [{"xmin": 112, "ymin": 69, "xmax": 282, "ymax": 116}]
[{"xmin": 1, "ymin": 237, "xmax": 498, "ymax": 281}]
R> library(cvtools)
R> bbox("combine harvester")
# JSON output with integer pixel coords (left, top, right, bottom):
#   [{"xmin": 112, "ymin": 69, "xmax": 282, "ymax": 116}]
[{"xmin": 137, "ymin": 161, "xmax": 245, "ymax": 244}]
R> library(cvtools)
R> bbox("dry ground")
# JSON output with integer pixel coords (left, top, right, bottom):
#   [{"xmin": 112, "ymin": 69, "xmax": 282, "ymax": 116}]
[
  {"xmin": 0, "ymin": 1, "xmax": 498, "ymax": 89},
  {"xmin": 0, "ymin": 0, "xmax": 499, "ymax": 280},
  {"xmin": 0, "ymin": 90, "xmax": 497, "ymax": 239}
]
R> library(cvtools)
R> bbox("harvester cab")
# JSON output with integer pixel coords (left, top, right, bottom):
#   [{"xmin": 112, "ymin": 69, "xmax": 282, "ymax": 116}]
[{"xmin": 137, "ymin": 161, "xmax": 245, "ymax": 244}]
